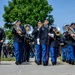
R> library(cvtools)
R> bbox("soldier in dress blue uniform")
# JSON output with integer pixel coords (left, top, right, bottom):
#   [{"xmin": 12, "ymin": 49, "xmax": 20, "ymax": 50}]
[
  {"xmin": 32, "ymin": 21, "xmax": 42, "ymax": 65},
  {"xmin": 49, "ymin": 27, "xmax": 60, "ymax": 65},
  {"xmin": 12, "ymin": 20, "xmax": 26, "ymax": 65},
  {"xmin": 24, "ymin": 37, "xmax": 30, "ymax": 62},
  {"xmin": 70, "ymin": 23, "xmax": 75, "ymax": 63},
  {"xmin": 65, "ymin": 24, "xmax": 75, "ymax": 65},
  {"xmin": 60, "ymin": 32, "xmax": 68, "ymax": 62},
  {"xmin": 39, "ymin": 19, "xmax": 51, "ymax": 66},
  {"xmin": 70, "ymin": 23, "xmax": 75, "ymax": 62},
  {"xmin": 0, "ymin": 27, "xmax": 6, "ymax": 62}
]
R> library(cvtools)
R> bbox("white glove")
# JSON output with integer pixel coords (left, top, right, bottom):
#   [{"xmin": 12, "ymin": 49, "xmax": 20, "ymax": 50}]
[
  {"xmin": 37, "ymin": 28, "xmax": 39, "ymax": 31},
  {"xmin": 37, "ymin": 38, "xmax": 40, "ymax": 45},
  {"xmin": 48, "ymin": 33, "xmax": 54, "ymax": 38}
]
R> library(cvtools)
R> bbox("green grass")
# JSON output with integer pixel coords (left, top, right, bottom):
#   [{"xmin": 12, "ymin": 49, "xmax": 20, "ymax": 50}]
[
  {"xmin": 1, "ymin": 57, "xmax": 16, "ymax": 61},
  {"xmin": 58, "ymin": 56, "xmax": 62, "ymax": 61},
  {"xmin": 1, "ymin": 56, "xmax": 62, "ymax": 61}
]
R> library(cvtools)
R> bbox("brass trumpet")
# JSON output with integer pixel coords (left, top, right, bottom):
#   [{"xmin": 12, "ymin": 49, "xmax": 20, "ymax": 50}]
[
  {"xmin": 55, "ymin": 31, "xmax": 61, "ymax": 36},
  {"xmin": 53, "ymin": 27, "xmax": 61, "ymax": 36}
]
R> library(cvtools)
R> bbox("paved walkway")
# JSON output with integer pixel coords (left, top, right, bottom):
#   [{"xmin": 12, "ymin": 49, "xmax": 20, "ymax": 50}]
[{"xmin": 0, "ymin": 58, "xmax": 75, "ymax": 75}]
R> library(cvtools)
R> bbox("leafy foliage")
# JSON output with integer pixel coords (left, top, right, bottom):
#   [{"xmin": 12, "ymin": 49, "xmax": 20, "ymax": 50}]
[{"xmin": 3, "ymin": 0, "xmax": 54, "ymax": 40}]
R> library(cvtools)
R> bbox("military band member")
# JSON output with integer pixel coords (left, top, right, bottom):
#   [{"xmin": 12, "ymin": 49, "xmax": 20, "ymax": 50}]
[
  {"xmin": 39, "ymin": 19, "xmax": 51, "ymax": 66},
  {"xmin": 64, "ymin": 24, "xmax": 75, "ymax": 65},
  {"xmin": 24, "ymin": 37, "xmax": 30, "ymax": 62},
  {"xmin": 12, "ymin": 20, "xmax": 26, "ymax": 65},
  {"xmin": 32, "ymin": 21, "xmax": 42, "ymax": 65},
  {"xmin": 49, "ymin": 27, "xmax": 60, "ymax": 65},
  {"xmin": 0, "ymin": 27, "xmax": 6, "ymax": 62},
  {"xmin": 70, "ymin": 23, "xmax": 75, "ymax": 62},
  {"xmin": 2, "ymin": 43, "xmax": 8, "ymax": 58},
  {"xmin": 60, "ymin": 32, "xmax": 68, "ymax": 62}
]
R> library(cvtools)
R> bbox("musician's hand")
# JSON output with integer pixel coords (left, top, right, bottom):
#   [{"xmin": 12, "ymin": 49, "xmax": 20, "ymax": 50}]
[
  {"xmin": 37, "ymin": 38, "xmax": 40, "ymax": 45},
  {"xmin": 37, "ymin": 28, "xmax": 39, "ymax": 31},
  {"xmin": 48, "ymin": 33, "xmax": 54, "ymax": 38},
  {"xmin": 70, "ymin": 34, "xmax": 74, "ymax": 37},
  {"xmin": 17, "ymin": 31, "xmax": 21, "ymax": 34},
  {"xmin": 0, "ymin": 40, "xmax": 4, "ymax": 43},
  {"xmin": 73, "ymin": 34, "xmax": 75, "ymax": 36},
  {"xmin": 48, "ymin": 33, "xmax": 50, "ymax": 36}
]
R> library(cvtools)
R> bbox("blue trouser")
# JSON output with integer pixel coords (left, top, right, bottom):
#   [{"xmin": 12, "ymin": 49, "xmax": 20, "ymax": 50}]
[
  {"xmin": 35, "ymin": 44, "xmax": 41, "ymax": 62},
  {"xmin": 25, "ymin": 44, "xmax": 30, "ymax": 61},
  {"xmin": 73, "ymin": 46, "xmax": 75, "ymax": 62},
  {"xmin": 0, "ymin": 44, "xmax": 2, "ymax": 58},
  {"xmin": 66, "ymin": 45, "xmax": 74, "ymax": 62},
  {"xmin": 62, "ymin": 47, "xmax": 67, "ymax": 60},
  {"xmin": 14, "ymin": 42, "xmax": 24, "ymax": 63},
  {"xmin": 50, "ymin": 47, "xmax": 58, "ymax": 63},
  {"xmin": 41, "ymin": 44, "xmax": 47, "ymax": 62},
  {"xmin": 30, "ymin": 51, "xmax": 34, "ymax": 58}
]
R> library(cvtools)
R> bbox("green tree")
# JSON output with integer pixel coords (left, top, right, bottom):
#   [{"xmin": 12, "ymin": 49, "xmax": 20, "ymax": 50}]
[{"xmin": 3, "ymin": 0, "xmax": 54, "ymax": 40}]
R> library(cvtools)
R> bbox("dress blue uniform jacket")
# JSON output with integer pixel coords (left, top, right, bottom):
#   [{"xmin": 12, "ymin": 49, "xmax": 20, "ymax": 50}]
[
  {"xmin": 49, "ymin": 27, "xmax": 60, "ymax": 47},
  {"xmin": 39, "ymin": 26, "xmax": 49, "ymax": 45},
  {"xmin": 65, "ymin": 32, "xmax": 75, "ymax": 46},
  {"xmin": 32, "ymin": 26, "xmax": 40, "ymax": 44},
  {"xmin": 12, "ymin": 26, "xmax": 26, "ymax": 43},
  {"xmin": 0, "ymin": 28, "xmax": 5, "ymax": 41}
]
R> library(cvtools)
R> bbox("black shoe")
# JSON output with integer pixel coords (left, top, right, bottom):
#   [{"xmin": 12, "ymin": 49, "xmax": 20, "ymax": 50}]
[
  {"xmin": 23, "ymin": 60, "xmax": 26, "ymax": 62},
  {"xmin": 43, "ymin": 62, "xmax": 48, "ymax": 66},
  {"xmin": 40, "ymin": 61, "xmax": 42, "ymax": 65},
  {"xmin": 37, "ymin": 61, "xmax": 41, "ymax": 65},
  {"xmin": 66, "ymin": 60, "xmax": 69, "ymax": 63},
  {"xmin": 19, "ymin": 62, "xmax": 21, "ymax": 64},
  {"xmin": 27, "ymin": 60, "xmax": 29, "ymax": 62},
  {"xmin": 71, "ymin": 62, "xmax": 74, "ymax": 65},
  {"xmin": 35, "ymin": 60, "xmax": 37, "ymax": 64},
  {"xmin": 46, "ymin": 61, "xmax": 48, "ymax": 65},
  {"xmin": 62, "ymin": 59, "xmax": 66, "ymax": 62},
  {"xmin": 15, "ymin": 62, "xmax": 21, "ymax": 65},
  {"xmin": 69, "ymin": 61, "xmax": 71, "ymax": 64},
  {"xmin": 55, "ymin": 62, "xmax": 57, "ymax": 65},
  {"xmin": 52, "ymin": 62, "xmax": 56, "ymax": 65},
  {"xmin": 15, "ymin": 62, "xmax": 19, "ymax": 65}
]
